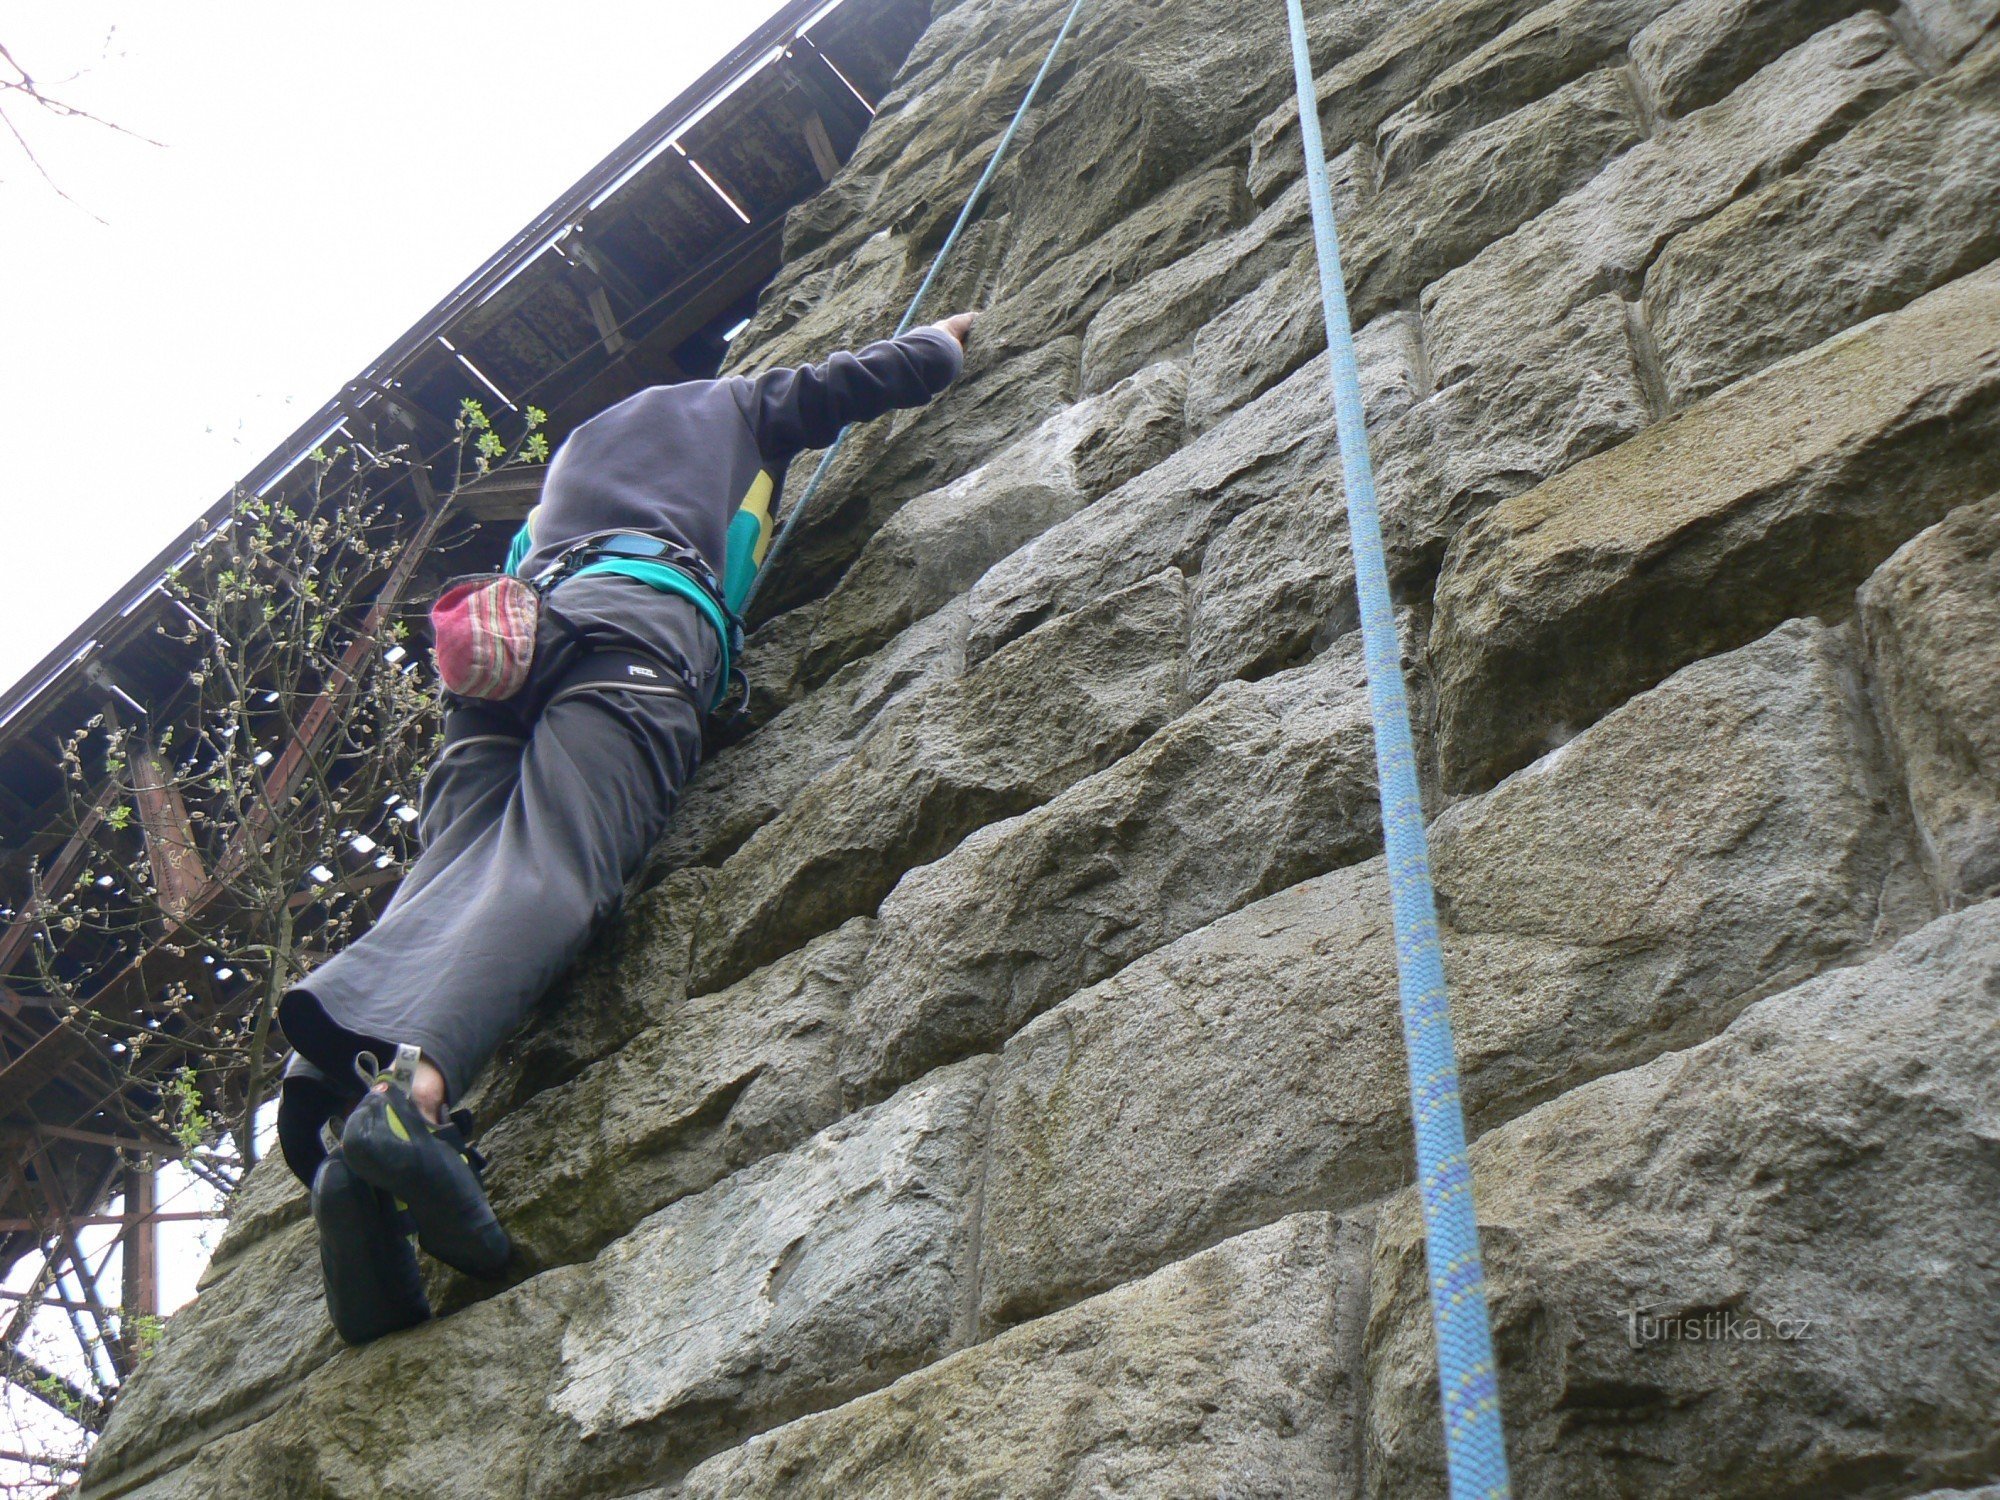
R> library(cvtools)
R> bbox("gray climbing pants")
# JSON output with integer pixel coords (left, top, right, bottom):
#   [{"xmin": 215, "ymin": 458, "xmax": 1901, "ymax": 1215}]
[{"xmin": 275, "ymin": 573, "xmax": 718, "ymax": 1185}]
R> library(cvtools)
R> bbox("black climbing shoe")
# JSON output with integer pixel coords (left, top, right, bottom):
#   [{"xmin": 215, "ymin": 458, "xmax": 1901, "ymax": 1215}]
[
  {"xmin": 340, "ymin": 1047, "xmax": 511, "ymax": 1278},
  {"xmin": 310, "ymin": 1147, "xmax": 432, "ymax": 1347}
]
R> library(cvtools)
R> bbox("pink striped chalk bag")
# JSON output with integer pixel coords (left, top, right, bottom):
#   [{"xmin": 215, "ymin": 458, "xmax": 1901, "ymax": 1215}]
[{"xmin": 430, "ymin": 575, "xmax": 541, "ymax": 700}]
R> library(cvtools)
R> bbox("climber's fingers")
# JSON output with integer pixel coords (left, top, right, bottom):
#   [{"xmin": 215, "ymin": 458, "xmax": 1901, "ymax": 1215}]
[{"xmin": 934, "ymin": 310, "xmax": 978, "ymax": 347}]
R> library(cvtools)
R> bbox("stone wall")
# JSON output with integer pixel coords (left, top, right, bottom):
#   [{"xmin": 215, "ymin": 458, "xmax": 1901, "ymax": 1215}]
[{"xmin": 82, "ymin": 0, "xmax": 2000, "ymax": 1494}]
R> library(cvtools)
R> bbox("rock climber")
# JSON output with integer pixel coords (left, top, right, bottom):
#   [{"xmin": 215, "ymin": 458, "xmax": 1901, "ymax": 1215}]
[{"xmin": 270, "ymin": 312, "xmax": 977, "ymax": 1345}]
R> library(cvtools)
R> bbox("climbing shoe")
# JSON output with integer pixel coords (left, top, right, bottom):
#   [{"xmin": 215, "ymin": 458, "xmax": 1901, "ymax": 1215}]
[
  {"xmin": 340, "ymin": 1045, "xmax": 512, "ymax": 1278},
  {"xmin": 310, "ymin": 1145, "xmax": 432, "ymax": 1346}
]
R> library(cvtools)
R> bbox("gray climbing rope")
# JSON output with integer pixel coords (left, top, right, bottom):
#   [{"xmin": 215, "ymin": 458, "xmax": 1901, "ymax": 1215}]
[{"xmin": 740, "ymin": 0, "xmax": 1089, "ymax": 618}]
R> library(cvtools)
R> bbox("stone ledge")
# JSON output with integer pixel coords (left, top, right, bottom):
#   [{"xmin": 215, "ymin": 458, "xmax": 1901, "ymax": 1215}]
[
  {"xmin": 689, "ymin": 569, "xmax": 1191, "ymax": 993},
  {"xmin": 1422, "ymin": 12, "xmax": 1925, "ymax": 390},
  {"xmin": 845, "ymin": 632, "xmax": 1388, "ymax": 1102},
  {"xmin": 91, "ymin": 1059, "xmax": 997, "ymax": 1500},
  {"xmin": 1374, "ymin": 0, "xmax": 1673, "ymax": 181},
  {"xmin": 1860, "ymin": 492, "xmax": 2000, "ymax": 904},
  {"xmin": 674, "ymin": 1211, "xmax": 1360, "ymax": 1500},
  {"xmin": 1247, "ymin": 0, "xmax": 1550, "ymax": 200},
  {"xmin": 1643, "ymin": 38, "xmax": 2000, "ymax": 407},
  {"xmin": 1366, "ymin": 897, "xmax": 2000, "ymax": 1497},
  {"xmin": 1432, "ymin": 260, "xmax": 2000, "ymax": 793},
  {"xmin": 972, "ymin": 616, "xmax": 1924, "ymax": 1335}
]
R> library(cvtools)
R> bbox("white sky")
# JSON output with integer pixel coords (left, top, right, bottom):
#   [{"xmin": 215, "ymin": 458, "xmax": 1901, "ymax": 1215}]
[
  {"xmin": 0, "ymin": 2, "xmax": 805, "ymax": 1481},
  {"xmin": 0, "ymin": 0, "xmax": 798, "ymax": 697}
]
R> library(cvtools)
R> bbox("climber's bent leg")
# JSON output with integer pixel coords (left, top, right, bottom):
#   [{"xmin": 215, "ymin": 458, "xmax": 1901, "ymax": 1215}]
[
  {"xmin": 273, "ymin": 700, "xmax": 526, "ymax": 1185},
  {"xmin": 277, "ymin": 582, "xmax": 715, "ymax": 1149}
]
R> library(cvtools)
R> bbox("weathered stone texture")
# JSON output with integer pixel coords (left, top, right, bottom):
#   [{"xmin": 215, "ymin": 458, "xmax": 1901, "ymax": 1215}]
[
  {"xmin": 1078, "ymin": 180, "xmax": 1313, "ymax": 396},
  {"xmin": 108, "ymin": 1062, "xmax": 995, "ymax": 1500},
  {"xmin": 660, "ymin": 599, "xmax": 973, "ymax": 874},
  {"xmin": 800, "ymin": 359, "xmax": 1186, "ymax": 683},
  {"xmin": 1422, "ymin": 13, "xmax": 1925, "ymax": 386},
  {"xmin": 477, "ymin": 919, "xmax": 878, "ymax": 1276},
  {"xmin": 1366, "ymin": 898, "xmax": 2000, "ymax": 1498},
  {"xmin": 1377, "ymin": 291, "xmax": 1651, "ymax": 583},
  {"xmin": 691, "ymin": 570, "xmax": 1191, "ymax": 990},
  {"xmin": 462, "ymin": 865, "xmax": 712, "ymax": 1124},
  {"xmin": 844, "ymin": 637, "xmax": 1387, "ymax": 1099},
  {"xmin": 976, "ymin": 163, "xmax": 1249, "ymax": 364},
  {"xmin": 1861, "ymin": 494, "xmax": 2000, "ymax": 903},
  {"xmin": 1373, "ymin": 0, "xmax": 1671, "ymax": 180},
  {"xmin": 1001, "ymin": 0, "xmax": 1287, "ymax": 279},
  {"xmin": 964, "ymin": 344, "xmax": 1383, "ymax": 666},
  {"xmin": 1433, "ymin": 261, "xmax": 2000, "ymax": 792},
  {"xmin": 676, "ymin": 1213, "xmax": 1356, "ymax": 1500},
  {"xmin": 547, "ymin": 1058, "xmax": 993, "ymax": 1456},
  {"xmin": 198, "ymin": 1151, "xmax": 305, "ymax": 1279},
  {"xmin": 1629, "ymin": 0, "xmax": 1875, "ymax": 118},
  {"xmin": 88, "ymin": 1222, "xmax": 337, "ymax": 1488},
  {"xmin": 1345, "ymin": 65, "xmax": 1645, "ymax": 325},
  {"xmin": 1908, "ymin": 0, "xmax": 2000, "ymax": 60},
  {"xmin": 1643, "ymin": 41, "xmax": 2000, "ymax": 406},
  {"xmin": 1186, "ymin": 471, "xmax": 1362, "ymax": 694},
  {"xmin": 1247, "ymin": 0, "xmax": 1550, "ymax": 200},
  {"xmin": 754, "ymin": 336, "xmax": 1081, "ymax": 619},
  {"xmin": 973, "ymin": 619, "xmax": 1923, "ymax": 1332},
  {"xmin": 94, "ymin": 0, "xmax": 2000, "ymax": 1493},
  {"xmin": 1182, "ymin": 243, "xmax": 1420, "ymax": 438},
  {"xmin": 1188, "ymin": 292, "xmax": 1654, "ymax": 696}
]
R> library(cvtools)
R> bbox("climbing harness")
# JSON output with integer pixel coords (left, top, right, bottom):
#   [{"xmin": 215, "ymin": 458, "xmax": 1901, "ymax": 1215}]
[
  {"xmin": 739, "ymin": 0, "xmax": 1091, "ymax": 617},
  {"xmin": 545, "ymin": 532, "xmax": 751, "ymax": 724},
  {"xmin": 1282, "ymin": 2, "xmax": 1512, "ymax": 1495}
]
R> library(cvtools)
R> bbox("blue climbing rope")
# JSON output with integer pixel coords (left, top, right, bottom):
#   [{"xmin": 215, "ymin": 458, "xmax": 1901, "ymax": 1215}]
[
  {"xmin": 741, "ymin": 0, "xmax": 1090, "ymax": 617},
  {"xmin": 741, "ymin": 0, "xmax": 1506, "ymax": 1476},
  {"xmin": 1282, "ymin": 2, "xmax": 1512, "ymax": 1495}
]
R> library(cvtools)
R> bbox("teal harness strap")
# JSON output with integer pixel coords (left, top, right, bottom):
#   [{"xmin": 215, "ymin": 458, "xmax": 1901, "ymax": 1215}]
[
  {"xmin": 503, "ymin": 518, "xmax": 737, "ymax": 711},
  {"xmin": 739, "ymin": 0, "xmax": 1090, "ymax": 618},
  {"xmin": 569, "ymin": 558, "xmax": 735, "ymax": 711},
  {"xmin": 1283, "ymin": 2, "xmax": 1512, "ymax": 1496}
]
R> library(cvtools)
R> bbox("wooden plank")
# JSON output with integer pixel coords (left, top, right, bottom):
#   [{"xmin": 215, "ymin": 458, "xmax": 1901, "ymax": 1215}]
[
  {"xmin": 0, "ymin": 1212, "xmax": 214, "ymax": 1232},
  {"xmin": 803, "ymin": 110, "xmax": 842, "ymax": 182},
  {"xmin": 0, "ymin": 1000, "xmax": 131, "ymax": 1119},
  {"xmin": 129, "ymin": 743, "xmax": 207, "ymax": 923},
  {"xmin": 567, "ymin": 237, "xmax": 648, "ymax": 311},
  {"xmin": 584, "ymin": 283, "xmax": 629, "ymax": 356},
  {"xmin": 6, "ymin": 1122, "xmax": 185, "ymax": 1160},
  {"xmin": 120, "ymin": 1163, "xmax": 157, "ymax": 1322},
  {"xmin": 454, "ymin": 466, "xmax": 545, "ymax": 524},
  {"xmin": 342, "ymin": 378, "xmax": 455, "ymax": 448}
]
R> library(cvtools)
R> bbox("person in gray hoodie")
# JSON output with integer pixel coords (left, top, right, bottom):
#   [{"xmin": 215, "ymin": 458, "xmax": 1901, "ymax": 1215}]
[{"xmin": 274, "ymin": 314, "xmax": 974, "ymax": 1343}]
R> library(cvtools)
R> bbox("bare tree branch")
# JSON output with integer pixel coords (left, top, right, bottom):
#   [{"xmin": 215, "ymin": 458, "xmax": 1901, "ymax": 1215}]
[{"xmin": 0, "ymin": 35, "xmax": 163, "ymax": 218}]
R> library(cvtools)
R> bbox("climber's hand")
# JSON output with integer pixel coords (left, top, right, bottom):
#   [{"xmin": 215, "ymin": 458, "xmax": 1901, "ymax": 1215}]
[{"xmin": 934, "ymin": 311, "xmax": 978, "ymax": 348}]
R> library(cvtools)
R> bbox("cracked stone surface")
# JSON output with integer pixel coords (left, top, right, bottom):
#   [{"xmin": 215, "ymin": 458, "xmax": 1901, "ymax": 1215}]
[{"xmin": 88, "ymin": 0, "xmax": 2000, "ymax": 1492}]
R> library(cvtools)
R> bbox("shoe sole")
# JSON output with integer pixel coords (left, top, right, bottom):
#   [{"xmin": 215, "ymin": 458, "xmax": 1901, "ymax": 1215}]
[
  {"xmin": 311, "ymin": 1153, "xmax": 432, "ymax": 1346},
  {"xmin": 342, "ymin": 1087, "xmax": 512, "ymax": 1277}
]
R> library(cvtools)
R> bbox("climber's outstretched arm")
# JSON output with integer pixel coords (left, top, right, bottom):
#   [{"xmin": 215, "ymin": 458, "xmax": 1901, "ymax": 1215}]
[{"xmin": 739, "ymin": 315, "xmax": 974, "ymax": 465}]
